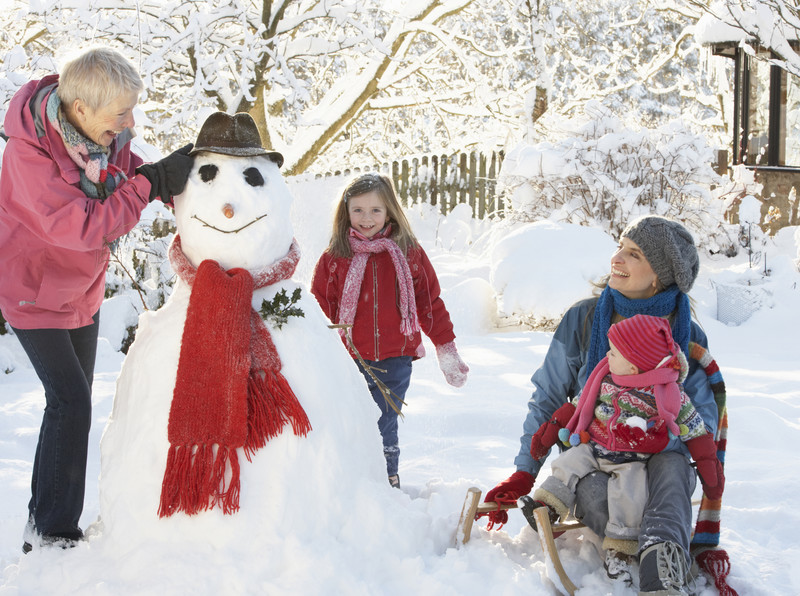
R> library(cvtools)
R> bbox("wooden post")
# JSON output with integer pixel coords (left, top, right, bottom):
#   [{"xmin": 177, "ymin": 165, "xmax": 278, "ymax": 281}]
[
  {"xmin": 410, "ymin": 157, "xmax": 419, "ymax": 204},
  {"xmin": 487, "ymin": 152, "xmax": 498, "ymax": 215},
  {"xmin": 430, "ymin": 155, "xmax": 439, "ymax": 207},
  {"xmin": 458, "ymin": 152, "xmax": 468, "ymax": 206},
  {"xmin": 420, "ymin": 155, "xmax": 430, "ymax": 205},
  {"xmin": 391, "ymin": 160, "xmax": 400, "ymax": 204},
  {"xmin": 401, "ymin": 159, "xmax": 410, "ymax": 207},
  {"xmin": 478, "ymin": 153, "xmax": 487, "ymax": 219},
  {"xmin": 440, "ymin": 154, "xmax": 449, "ymax": 216},
  {"xmin": 468, "ymin": 151, "xmax": 478, "ymax": 217}
]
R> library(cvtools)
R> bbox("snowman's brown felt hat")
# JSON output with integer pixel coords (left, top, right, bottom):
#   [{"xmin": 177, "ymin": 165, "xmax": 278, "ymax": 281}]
[{"xmin": 190, "ymin": 112, "xmax": 284, "ymax": 167}]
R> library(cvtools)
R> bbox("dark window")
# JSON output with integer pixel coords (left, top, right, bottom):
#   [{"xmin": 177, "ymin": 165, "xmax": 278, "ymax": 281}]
[{"xmin": 731, "ymin": 46, "xmax": 800, "ymax": 167}]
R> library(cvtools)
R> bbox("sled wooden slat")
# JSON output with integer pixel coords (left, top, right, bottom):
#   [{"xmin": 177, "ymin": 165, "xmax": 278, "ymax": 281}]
[
  {"xmin": 455, "ymin": 487, "xmax": 480, "ymax": 545},
  {"xmin": 455, "ymin": 487, "xmax": 583, "ymax": 593},
  {"xmin": 456, "ymin": 486, "xmax": 517, "ymax": 546},
  {"xmin": 534, "ymin": 506, "xmax": 578, "ymax": 596}
]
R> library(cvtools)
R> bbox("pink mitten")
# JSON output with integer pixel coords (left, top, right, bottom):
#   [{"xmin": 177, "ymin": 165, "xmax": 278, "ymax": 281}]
[{"xmin": 435, "ymin": 341, "xmax": 469, "ymax": 387}]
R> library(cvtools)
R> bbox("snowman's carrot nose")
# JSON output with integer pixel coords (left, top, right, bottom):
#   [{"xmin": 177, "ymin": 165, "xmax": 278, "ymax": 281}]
[{"xmin": 223, "ymin": 204, "xmax": 235, "ymax": 219}]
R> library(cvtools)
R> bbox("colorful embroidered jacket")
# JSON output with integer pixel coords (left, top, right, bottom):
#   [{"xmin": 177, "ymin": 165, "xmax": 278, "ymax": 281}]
[
  {"xmin": 514, "ymin": 298, "xmax": 718, "ymax": 476},
  {"xmin": 311, "ymin": 239, "xmax": 455, "ymax": 362},
  {"xmin": 582, "ymin": 376, "xmax": 708, "ymax": 454}
]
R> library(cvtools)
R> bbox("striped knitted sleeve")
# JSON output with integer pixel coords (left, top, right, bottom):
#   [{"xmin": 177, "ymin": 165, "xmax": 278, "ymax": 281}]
[{"xmin": 676, "ymin": 388, "xmax": 707, "ymax": 441}]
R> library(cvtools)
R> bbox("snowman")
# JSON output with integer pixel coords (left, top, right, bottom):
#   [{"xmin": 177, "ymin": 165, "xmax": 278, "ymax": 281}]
[{"xmin": 96, "ymin": 112, "xmax": 397, "ymax": 553}]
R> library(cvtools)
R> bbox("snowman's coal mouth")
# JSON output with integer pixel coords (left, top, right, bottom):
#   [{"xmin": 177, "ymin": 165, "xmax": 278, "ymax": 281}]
[{"xmin": 190, "ymin": 213, "xmax": 268, "ymax": 233}]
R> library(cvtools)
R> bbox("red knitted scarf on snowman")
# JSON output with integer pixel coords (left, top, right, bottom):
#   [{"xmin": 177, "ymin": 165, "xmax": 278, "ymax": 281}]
[{"xmin": 159, "ymin": 235, "xmax": 311, "ymax": 518}]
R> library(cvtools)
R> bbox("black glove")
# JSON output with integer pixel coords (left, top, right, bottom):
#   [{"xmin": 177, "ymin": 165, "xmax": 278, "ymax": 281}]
[{"xmin": 136, "ymin": 143, "xmax": 194, "ymax": 204}]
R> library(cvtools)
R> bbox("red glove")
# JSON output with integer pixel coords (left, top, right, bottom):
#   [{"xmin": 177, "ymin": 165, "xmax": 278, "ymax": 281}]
[
  {"xmin": 529, "ymin": 402, "xmax": 576, "ymax": 460},
  {"xmin": 686, "ymin": 433, "xmax": 725, "ymax": 501},
  {"xmin": 481, "ymin": 471, "xmax": 535, "ymax": 528}
]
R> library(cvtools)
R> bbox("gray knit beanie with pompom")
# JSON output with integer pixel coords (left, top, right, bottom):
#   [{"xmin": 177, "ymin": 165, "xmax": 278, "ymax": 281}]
[{"xmin": 621, "ymin": 216, "xmax": 699, "ymax": 294}]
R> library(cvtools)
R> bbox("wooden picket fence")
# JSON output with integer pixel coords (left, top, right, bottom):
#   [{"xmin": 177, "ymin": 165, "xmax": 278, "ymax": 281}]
[{"xmin": 318, "ymin": 151, "xmax": 505, "ymax": 219}]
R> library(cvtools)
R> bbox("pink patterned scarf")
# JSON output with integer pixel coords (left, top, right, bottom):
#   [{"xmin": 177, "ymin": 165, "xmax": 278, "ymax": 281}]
[{"xmin": 337, "ymin": 229, "xmax": 420, "ymax": 338}]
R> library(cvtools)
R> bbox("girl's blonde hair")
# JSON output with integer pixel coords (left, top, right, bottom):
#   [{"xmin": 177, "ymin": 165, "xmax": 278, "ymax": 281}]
[{"xmin": 326, "ymin": 173, "xmax": 419, "ymax": 257}]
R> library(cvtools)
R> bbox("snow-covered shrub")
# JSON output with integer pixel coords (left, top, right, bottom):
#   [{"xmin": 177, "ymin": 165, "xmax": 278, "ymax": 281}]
[
  {"xmin": 499, "ymin": 102, "xmax": 736, "ymax": 253},
  {"xmin": 105, "ymin": 204, "xmax": 176, "ymax": 352}
]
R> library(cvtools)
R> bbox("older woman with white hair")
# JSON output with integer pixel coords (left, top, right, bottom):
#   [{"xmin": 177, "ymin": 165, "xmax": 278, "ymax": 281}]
[{"xmin": 0, "ymin": 46, "xmax": 193, "ymax": 552}]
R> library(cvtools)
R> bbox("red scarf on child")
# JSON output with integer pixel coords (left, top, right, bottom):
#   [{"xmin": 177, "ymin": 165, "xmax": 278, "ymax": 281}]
[{"xmin": 159, "ymin": 235, "xmax": 311, "ymax": 517}]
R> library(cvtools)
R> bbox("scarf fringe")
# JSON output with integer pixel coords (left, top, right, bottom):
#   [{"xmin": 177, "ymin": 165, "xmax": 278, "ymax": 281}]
[
  {"xmin": 695, "ymin": 549, "xmax": 738, "ymax": 596},
  {"xmin": 158, "ymin": 444, "xmax": 242, "ymax": 518},
  {"xmin": 244, "ymin": 370, "xmax": 312, "ymax": 459}
]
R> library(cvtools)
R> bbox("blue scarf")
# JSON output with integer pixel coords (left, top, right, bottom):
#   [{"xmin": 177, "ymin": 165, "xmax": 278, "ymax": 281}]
[{"xmin": 584, "ymin": 285, "xmax": 691, "ymax": 382}]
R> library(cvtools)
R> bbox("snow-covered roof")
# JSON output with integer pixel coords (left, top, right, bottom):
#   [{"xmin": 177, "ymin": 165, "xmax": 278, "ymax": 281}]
[
  {"xmin": 694, "ymin": 2, "xmax": 799, "ymax": 47},
  {"xmin": 694, "ymin": 12, "xmax": 752, "ymax": 46}
]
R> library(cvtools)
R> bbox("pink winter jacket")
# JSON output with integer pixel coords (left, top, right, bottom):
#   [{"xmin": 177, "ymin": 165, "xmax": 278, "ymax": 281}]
[{"xmin": 0, "ymin": 75, "xmax": 152, "ymax": 329}]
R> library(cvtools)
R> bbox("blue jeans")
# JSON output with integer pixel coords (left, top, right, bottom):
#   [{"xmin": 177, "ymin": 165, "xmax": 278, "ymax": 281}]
[
  {"xmin": 12, "ymin": 312, "xmax": 99, "ymax": 540},
  {"xmin": 356, "ymin": 356, "xmax": 412, "ymax": 477},
  {"xmin": 574, "ymin": 450, "xmax": 697, "ymax": 563}
]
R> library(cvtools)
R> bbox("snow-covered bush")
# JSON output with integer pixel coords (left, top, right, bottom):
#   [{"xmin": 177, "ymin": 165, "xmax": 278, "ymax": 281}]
[
  {"xmin": 499, "ymin": 102, "xmax": 736, "ymax": 253},
  {"xmin": 104, "ymin": 204, "xmax": 176, "ymax": 352}
]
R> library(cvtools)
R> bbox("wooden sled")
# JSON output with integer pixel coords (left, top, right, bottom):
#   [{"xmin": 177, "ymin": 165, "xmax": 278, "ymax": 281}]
[
  {"xmin": 455, "ymin": 486, "xmax": 584, "ymax": 595},
  {"xmin": 454, "ymin": 343, "xmax": 733, "ymax": 595},
  {"xmin": 455, "ymin": 486, "xmax": 705, "ymax": 596}
]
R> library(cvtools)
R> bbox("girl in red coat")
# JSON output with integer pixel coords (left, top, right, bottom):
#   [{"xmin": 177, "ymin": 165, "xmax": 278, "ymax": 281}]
[{"xmin": 311, "ymin": 173, "xmax": 468, "ymax": 488}]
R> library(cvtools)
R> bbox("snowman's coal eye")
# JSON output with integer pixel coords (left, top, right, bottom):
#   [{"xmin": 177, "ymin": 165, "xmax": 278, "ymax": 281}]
[
  {"xmin": 243, "ymin": 167, "xmax": 264, "ymax": 187},
  {"xmin": 199, "ymin": 164, "xmax": 218, "ymax": 183}
]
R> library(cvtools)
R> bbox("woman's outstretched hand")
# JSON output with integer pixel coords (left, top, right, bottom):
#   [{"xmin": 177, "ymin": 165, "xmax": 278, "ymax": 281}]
[
  {"xmin": 480, "ymin": 470, "xmax": 535, "ymax": 528},
  {"xmin": 137, "ymin": 143, "xmax": 194, "ymax": 204}
]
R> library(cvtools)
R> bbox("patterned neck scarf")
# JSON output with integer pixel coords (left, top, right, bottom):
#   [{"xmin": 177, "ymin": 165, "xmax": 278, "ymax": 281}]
[
  {"xmin": 45, "ymin": 91, "xmax": 126, "ymax": 201},
  {"xmin": 337, "ymin": 226, "xmax": 420, "ymax": 338}
]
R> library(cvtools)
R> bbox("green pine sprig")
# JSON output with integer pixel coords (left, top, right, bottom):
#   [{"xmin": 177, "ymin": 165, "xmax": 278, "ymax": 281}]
[{"xmin": 259, "ymin": 288, "xmax": 305, "ymax": 329}]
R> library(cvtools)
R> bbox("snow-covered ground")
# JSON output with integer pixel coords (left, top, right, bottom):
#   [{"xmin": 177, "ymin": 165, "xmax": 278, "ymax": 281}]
[{"xmin": 1, "ymin": 175, "xmax": 799, "ymax": 594}]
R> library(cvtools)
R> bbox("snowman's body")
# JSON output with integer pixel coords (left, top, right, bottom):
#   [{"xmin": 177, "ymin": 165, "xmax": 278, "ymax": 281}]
[{"xmin": 98, "ymin": 152, "xmax": 392, "ymax": 550}]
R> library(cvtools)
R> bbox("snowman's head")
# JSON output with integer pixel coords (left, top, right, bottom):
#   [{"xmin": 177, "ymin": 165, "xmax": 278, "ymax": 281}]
[
  {"xmin": 172, "ymin": 112, "xmax": 292, "ymax": 271},
  {"xmin": 174, "ymin": 152, "xmax": 293, "ymax": 271}
]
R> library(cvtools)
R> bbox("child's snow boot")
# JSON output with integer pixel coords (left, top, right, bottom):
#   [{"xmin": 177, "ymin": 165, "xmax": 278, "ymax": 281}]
[
  {"xmin": 518, "ymin": 495, "xmax": 564, "ymax": 537},
  {"xmin": 604, "ymin": 548, "xmax": 634, "ymax": 586}
]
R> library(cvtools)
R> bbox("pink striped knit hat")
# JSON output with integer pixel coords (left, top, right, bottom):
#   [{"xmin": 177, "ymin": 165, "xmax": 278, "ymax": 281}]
[{"xmin": 608, "ymin": 314, "xmax": 682, "ymax": 373}]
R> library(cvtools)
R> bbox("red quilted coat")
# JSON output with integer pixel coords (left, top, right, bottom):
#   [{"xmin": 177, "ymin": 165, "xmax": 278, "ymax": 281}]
[{"xmin": 311, "ymin": 242, "xmax": 455, "ymax": 361}]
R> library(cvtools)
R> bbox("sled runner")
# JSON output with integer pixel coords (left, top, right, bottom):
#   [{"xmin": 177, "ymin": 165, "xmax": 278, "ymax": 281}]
[
  {"xmin": 456, "ymin": 486, "xmax": 583, "ymax": 594},
  {"xmin": 454, "ymin": 342, "xmax": 737, "ymax": 596}
]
